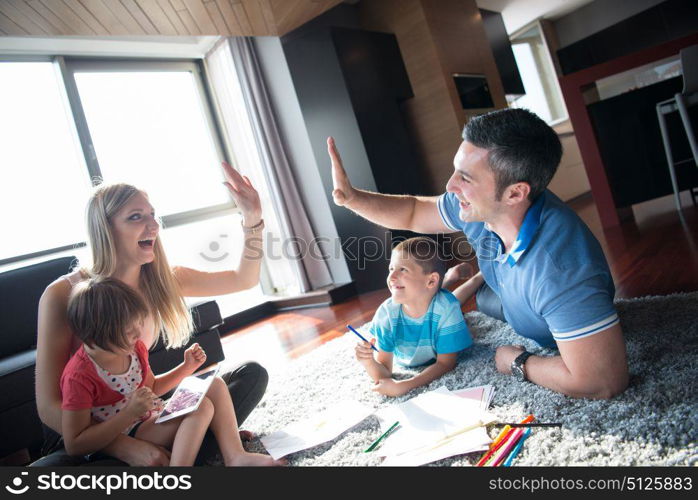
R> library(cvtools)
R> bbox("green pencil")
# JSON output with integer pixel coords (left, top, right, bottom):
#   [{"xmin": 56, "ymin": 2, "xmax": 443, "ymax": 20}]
[{"xmin": 365, "ymin": 421, "xmax": 400, "ymax": 452}]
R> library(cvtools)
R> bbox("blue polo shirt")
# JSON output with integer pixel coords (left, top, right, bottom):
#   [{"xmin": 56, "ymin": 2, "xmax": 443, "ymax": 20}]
[{"xmin": 437, "ymin": 189, "xmax": 618, "ymax": 348}]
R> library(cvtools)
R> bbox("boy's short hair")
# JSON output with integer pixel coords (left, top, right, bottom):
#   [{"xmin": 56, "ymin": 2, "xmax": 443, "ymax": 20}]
[
  {"xmin": 392, "ymin": 237, "xmax": 447, "ymax": 287},
  {"xmin": 67, "ymin": 278, "xmax": 149, "ymax": 351}
]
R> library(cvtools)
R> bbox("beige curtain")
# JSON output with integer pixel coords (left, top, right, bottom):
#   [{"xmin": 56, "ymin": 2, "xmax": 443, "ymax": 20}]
[{"xmin": 206, "ymin": 38, "xmax": 333, "ymax": 292}]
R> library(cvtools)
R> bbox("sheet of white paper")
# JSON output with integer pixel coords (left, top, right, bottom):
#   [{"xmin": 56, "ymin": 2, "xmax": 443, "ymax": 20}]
[
  {"xmin": 373, "ymin": 386, "xmax": 489, "ymax": 457},
  {"xmin": 483, "ymin": 385, "xmax": 495, "ymax": 410},
  {"xmin": 260, "ymin": 400, "xmax": 373, "ymax": 459},
  {"xmin": 380, "ymin": 426, "xmax": 491, "ymax": 466}
]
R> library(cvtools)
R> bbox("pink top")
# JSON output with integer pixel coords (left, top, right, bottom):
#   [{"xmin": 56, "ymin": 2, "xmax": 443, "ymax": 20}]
[{"xmin": 60, "ymin": 340, "xmax": 152, "ymax": 433}]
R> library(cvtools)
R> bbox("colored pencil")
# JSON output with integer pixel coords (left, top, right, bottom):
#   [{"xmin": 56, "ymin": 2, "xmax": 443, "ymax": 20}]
[
  {"xmin": 348, "ymin": 325, "xmax": 378, "ymax": 352},
  {"xmin": 491, "ymin": 428, "xmax": 525, "ymax": 466},
  {"xmin": 490, "ymin": 425, "xmax": 511, "ymax": 448},
  {"xmin": 476, "ymin": 414, "xmax": 534, "ymax": 466},
  {"xmin": 365, "ymin": 421, "xmax": 400, "ymax": 452},
  {"xmin": 503, "ymin": 428, "xmax": 531, "ymax": 466},
  {"xmin": 495, "ymin": 422, "xmax": 562, "ymax": 428}
]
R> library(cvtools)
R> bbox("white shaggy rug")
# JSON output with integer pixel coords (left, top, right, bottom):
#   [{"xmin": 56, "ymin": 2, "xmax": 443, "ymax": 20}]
[{"xmin": 225, "ymin": 292, "xmax": 698, "ymax": 466}]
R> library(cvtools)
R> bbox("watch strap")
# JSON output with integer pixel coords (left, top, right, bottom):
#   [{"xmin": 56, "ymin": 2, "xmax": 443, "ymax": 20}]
[{"xmin": 512, "ymin": 351, "xmax": 533, "ymax": 381}]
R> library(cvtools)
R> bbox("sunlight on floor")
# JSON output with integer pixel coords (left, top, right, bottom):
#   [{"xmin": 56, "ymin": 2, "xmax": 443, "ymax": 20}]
[{"xmin": 220, "ymin": 313, "xmax": 330, "ymax": 373}]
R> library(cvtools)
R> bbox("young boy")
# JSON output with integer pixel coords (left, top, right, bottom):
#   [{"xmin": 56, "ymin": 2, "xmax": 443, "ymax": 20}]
[{"xmin": 355, "ymin": 237, "xmax": 473, "ymax": 397}]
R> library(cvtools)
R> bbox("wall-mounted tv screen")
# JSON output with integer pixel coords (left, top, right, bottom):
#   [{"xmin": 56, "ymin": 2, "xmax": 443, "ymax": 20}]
[{"xmin": 453, "ymin": 74, "xmax": 495, "ymax": 109}]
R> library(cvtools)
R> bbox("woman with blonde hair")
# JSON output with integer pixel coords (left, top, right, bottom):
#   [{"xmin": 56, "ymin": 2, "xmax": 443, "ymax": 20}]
[{"xmin": 36, "ymin": 163, "xmax": 269, "ymax": 466}]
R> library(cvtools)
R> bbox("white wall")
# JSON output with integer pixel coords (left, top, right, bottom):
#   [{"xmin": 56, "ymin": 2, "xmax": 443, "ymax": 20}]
[
  {"xmin": 548, "ymin": 120, "xmax": 591, "ymax": 201},
  {"xmin": 253, "ymin": 36, "xmax": 352, "ymax": 285}
]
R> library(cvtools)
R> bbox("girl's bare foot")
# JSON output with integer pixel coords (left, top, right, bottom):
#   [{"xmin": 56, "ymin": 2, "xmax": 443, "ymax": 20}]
[
  {"xmin": 239, "ymin": 430, "xmax": 255, "ymax": 441},
  {"xmin": 226, "ymin": 452, "xmax": 287, "ymax": 467}
]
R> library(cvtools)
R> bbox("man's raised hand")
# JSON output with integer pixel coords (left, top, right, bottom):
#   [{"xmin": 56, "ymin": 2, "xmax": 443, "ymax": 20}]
[{"xmin": 327, "ymin": 137, "xmax": 356, "ymax": 207}]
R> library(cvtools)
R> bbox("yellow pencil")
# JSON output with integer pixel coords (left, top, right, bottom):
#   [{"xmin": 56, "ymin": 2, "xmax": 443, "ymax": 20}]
[{"xmin": 491, "ymin": 425, "xmax": 511, "ymax": 449}]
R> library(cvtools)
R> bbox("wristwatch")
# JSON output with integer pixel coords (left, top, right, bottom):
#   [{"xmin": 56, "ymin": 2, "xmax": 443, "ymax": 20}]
[{"xmin": 511, "ymin": 351, "xmax": 533, "ymax": 382}]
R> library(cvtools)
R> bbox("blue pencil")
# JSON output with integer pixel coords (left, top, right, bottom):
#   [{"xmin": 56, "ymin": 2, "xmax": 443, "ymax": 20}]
[
  {"xmin": 503, "ymin": 428, "xmax": 531, "ymax": 466},
  {"xmin": 347, "ymin": 325, "xmax": 378, "ymax": 351}
]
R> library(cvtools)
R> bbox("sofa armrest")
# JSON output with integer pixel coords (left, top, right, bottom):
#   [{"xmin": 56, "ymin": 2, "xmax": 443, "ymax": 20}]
[
  {"xmin": 190, "ymin": 300, "xmax": 223, "ymax": 334},
  {"xmin": 149, "ymin": 300, "xmax": 222, "ymax": 355}
]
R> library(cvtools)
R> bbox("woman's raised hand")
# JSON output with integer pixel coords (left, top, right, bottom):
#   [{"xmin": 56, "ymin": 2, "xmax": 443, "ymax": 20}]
[{"xmin": 222, "ymin": 161, "xmax": 262, "ymax": 227}]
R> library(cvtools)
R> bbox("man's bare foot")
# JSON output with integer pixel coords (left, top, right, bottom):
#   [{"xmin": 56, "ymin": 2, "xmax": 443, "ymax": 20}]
[
  {"xmin": 226, "ymin": 452, "xmax": 287, "ymax": 467},
  {"xmin": 443, "ymin": 262, "xmax": 474, "ymax": 289}
]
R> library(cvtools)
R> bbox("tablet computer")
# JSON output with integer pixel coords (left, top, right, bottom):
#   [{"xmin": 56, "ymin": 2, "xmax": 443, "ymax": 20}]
[{"xmin": 155, "ymin": 366, "xmax": 219, "ymax": 424}]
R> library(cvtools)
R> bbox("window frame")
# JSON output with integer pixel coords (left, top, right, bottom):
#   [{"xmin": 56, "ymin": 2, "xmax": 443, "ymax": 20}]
[
  {"xmin": 0, "ymin": 56, "xmax": 90, "ymax": 266},
  {"xmin": 509, "ymin": 19, "xmax": 569, "ymax": 126},
  {"xmin": 0, "ymin": 55, "xmax": 273, "ymax": 296},
  {"xmin": 61, "ymin": 57, "xmax": 238, "ymax": 221},
  {"xmin": 0, "ymin": 57, "xmax": 237, "ymax": 264}
]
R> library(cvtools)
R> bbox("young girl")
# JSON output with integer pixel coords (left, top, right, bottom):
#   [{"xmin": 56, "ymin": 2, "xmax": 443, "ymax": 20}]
[
  {"xmin": 37, "ymin": 168, "xmax": 269, "ymax": 466},
  {"xmin": 61, "ymin": 277, "xmax": 283, "ymax": 466}
]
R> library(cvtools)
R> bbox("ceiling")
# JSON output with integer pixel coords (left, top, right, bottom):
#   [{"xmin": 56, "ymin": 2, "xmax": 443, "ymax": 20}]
[
  {"xmin": 0, "ymin": 1, "xmax": 602, "ymax": 39},
  {"xmin": 0, "ymin": 0, "xmax": 344, "ymax": 37},
  {"xmin": 475, "ymin": 0, "xmax": 595, "ymax": 34}
]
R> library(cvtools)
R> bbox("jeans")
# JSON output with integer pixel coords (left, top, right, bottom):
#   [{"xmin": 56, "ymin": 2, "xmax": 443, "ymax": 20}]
[{"xmin": 475, "ymin": 281, "xmax": 506, "ymax": 322}]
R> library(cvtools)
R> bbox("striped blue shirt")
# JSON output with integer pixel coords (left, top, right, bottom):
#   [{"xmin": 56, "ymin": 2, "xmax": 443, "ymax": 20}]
[
  {"xmin": 369, "ymin": 289, "xmax": 473, "ymax": 367},
  {"xmin": 437, "ymin": 189, "xmax": 618, "ymax": 348}
]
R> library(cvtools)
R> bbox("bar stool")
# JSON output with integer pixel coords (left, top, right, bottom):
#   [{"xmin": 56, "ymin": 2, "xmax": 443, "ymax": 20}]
[{"xmin": 656, "ymin": 44, "xmax": 698, "ymax": 211}]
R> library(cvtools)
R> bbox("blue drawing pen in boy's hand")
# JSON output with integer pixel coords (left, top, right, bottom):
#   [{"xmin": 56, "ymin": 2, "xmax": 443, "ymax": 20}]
[{"xmin": 347, "ymin": 325, "xmax": 378, "ymax": 352}]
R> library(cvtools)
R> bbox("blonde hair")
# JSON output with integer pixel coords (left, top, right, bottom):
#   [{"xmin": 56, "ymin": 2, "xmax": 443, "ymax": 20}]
[
  {"xmin": 82, "ymin": 182, "xmax": 193, "ymax": 348},
  {"xmin": 68, "ymin": 278, "xmax": 149, "ymax": 351}
]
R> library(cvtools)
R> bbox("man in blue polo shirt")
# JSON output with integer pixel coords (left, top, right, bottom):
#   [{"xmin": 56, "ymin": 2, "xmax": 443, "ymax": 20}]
[{"xmin": 327, "ymin": 108, "xmax": 629, "ymax": 399}]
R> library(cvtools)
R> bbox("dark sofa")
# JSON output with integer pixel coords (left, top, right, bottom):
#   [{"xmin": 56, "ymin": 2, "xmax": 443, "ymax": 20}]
[{"xmin": 0, "ymin": 256, "xmax": 226, "ymax": 463}]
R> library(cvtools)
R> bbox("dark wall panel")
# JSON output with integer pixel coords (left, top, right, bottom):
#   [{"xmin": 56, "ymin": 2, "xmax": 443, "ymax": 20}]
[
  {"xmin": 557, "ymin": 0, "xmax": 698, "ymax": 75},
  {"xmin": 282, "ymin": 5, "xmax": 423, "ymax": 293},
  {"xmin": 588, "ymin": 77, "xmax": 698, "ymax": 207},
  {"xmin": 479, "ymin": 9, "xmax": 525, "ymax": 96}
]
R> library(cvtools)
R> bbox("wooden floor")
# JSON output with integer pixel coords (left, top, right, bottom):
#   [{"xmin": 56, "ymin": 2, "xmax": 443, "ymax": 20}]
[
  {"xmin": 571, "ymin": 193, "xmax": 698, "ymax": 298},
  {"xmin": 219, "ymin": 194, "xmax": 698, "ymax": 371}
]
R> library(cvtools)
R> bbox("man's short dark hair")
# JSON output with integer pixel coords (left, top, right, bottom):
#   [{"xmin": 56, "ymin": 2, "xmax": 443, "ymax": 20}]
[
  {"xmin": 392, "ymin": 237, "xmax": 446, "ymax": 287},
  {"xmin": 463, "ymin": 108, "xmax": 562, "ymax": 201}
]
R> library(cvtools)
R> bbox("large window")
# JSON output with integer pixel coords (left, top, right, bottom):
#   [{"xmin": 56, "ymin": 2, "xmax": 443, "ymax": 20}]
[
  {"xmin": 0, "ymin": 61, "xmax": 92, "ymax": 261},
  {"xmin": 70, "ymin": 62, "xmax": 230, "ymax": 215},
  {"xmin": 509, "ymin": 22, "xmax": 567, "ymax": 124},
  {"xmin": 0, "ymin": 57, "xmax": 290, "ymax": 315}
]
